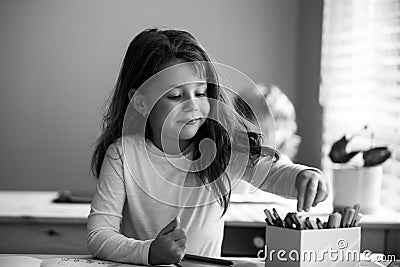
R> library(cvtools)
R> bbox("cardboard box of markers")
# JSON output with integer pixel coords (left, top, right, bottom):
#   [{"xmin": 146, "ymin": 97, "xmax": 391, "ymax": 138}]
[{"xmin": 263, "ymin": 204, "xmax": 362, "ymax": 267}]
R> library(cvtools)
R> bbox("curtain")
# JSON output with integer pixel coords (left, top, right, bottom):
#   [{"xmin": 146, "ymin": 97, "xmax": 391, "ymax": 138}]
[{"xmin": 320, "ymin": 0, "xmax": 400, "ymax": 209}]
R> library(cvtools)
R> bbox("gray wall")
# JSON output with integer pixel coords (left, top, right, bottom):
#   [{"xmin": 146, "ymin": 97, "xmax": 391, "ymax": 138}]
[
  {"xmin": 296, "ymin": 0, "xmax": 324, "ymax": 167},
  {"xmin": 0, "ymin": 0, "xmax": 322, "ymax": 192}
]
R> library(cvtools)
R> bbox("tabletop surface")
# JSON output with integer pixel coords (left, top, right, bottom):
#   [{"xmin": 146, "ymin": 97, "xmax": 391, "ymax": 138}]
[
  {"xmin": 1, "ymin": 190, "xmax": 399, "ymax": 228},
  {"xmin": 0, "ymin": 254, "xmax": 395, "ymax": 267}
]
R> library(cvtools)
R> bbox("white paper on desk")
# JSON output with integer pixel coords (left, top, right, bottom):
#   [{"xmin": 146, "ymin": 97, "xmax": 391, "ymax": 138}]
[
  {"xmin": 41, "ymin": 258, "xmax": 265, "ymax": 267},
  {"xmin": 0, "ymin": 256, "xmax": 168, "ymax": 267},
  {"xmin": 40, "ymin": 258, "xmax": 144, "ymax": 267},
  {"xmin": 0, "ymin": 256, "xmax": 264, "ymax": 267},
  {"xmin": 0, "ymin": 256, "xmax": 42, "ymax": 267}
]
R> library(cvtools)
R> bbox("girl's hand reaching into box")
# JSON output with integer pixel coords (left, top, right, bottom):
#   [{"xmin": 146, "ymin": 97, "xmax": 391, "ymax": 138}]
[{"xmin": 295, "ymin": 170, "xmax": 329, "ymax": 212}]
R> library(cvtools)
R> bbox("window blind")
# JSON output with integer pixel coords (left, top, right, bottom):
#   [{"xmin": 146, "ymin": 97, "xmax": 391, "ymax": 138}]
[{"xmin": 320, "ymin": 0, "xmax": 400, "ymax": 209}]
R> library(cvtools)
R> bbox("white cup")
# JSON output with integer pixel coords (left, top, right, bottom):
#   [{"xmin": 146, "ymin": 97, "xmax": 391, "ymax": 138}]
[{"xmin": 332, "ymin": 165, "xmax": 383, "ymax": 214}]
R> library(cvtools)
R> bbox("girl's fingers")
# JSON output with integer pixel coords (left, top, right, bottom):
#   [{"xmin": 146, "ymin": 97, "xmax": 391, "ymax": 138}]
[
  {"xmin": 312, "ymin": 181, "xmax": 328, "ymax": 206},
  {"xmin": 303, "ymin": 178, "xmax": 318, "ymax": 211},
  {"xmin": 175, "ymin": 236, "xmax": 187, "ymax": 247},
  {"xmin": 166, "ymin": 228, "xmax": 186, "ymax": 241},
  {"xmin": 296, "ymin": 176, "xmax": 310, "ymax": 211},
  {"xmin": 297, "ymin": 170, "xmax": 329, "ymax": 211},
  {"xmin": 158, "ymin": 216, "xmax": 180, "ymax": 236}
]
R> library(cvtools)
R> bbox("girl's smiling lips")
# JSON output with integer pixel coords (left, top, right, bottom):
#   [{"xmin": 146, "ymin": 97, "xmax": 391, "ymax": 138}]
[{"xmin": 178, "ymin": 117, "xmax": 203, "ymax": 125}]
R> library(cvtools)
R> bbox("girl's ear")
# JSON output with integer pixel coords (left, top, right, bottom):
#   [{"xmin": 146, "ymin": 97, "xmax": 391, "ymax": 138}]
[{"xmin": 132, "ymin": 94, "xmax": 148, "ymax": 117}]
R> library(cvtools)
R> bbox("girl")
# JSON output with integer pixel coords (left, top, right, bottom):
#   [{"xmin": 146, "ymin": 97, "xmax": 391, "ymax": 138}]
[{"xmin": 87, "ymin": 28, "xmax": 328, "ymax": 266}]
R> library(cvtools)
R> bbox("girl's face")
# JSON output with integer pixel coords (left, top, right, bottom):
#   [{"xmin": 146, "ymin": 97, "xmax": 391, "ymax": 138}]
[{"xmin": 145, "ymin": 60, "xmax": 210, "ymax": 152}]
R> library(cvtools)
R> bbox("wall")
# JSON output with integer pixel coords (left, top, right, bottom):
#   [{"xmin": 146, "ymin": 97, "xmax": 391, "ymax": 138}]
[
  {"xmin": 0, "ymin": 0, "xmax": 322, "ymax": 191},
  {"xmin": 296, "ymin": 0, "xmax": 324, "ymax": 167}
]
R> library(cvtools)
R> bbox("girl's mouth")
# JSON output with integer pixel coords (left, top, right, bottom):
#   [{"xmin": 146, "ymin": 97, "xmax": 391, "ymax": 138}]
[{"xmin": 184, "ymin": 118, "xmax": 200, "ymax": 125}]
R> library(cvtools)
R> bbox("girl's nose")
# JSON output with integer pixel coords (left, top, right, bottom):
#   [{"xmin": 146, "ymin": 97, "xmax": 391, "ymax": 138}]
[{"xmin": 182, "ymin": 97, "xmax": 199, "ymax": 112}]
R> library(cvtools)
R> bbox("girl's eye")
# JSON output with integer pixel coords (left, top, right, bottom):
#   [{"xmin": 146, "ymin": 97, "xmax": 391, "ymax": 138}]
[
  {"xmin": 167, "ymin": 95, "xmax": 181, "ymax": 100},
  {"xmin": 196, "ymin": 92, "xmax": 207, "ymax": 97}
]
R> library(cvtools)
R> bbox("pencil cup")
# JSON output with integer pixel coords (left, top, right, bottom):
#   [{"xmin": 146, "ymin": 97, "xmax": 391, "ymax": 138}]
[
  {"xmin": 264, "ymin": 225, "xmax": 361, "ymax": 267},
  {"xmin": 332, "ymin": 166, "xmax": 382, "ymax": 214}
]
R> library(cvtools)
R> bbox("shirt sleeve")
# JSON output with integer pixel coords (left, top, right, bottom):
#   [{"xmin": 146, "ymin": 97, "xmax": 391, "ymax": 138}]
[
  {"xmin": 87, "ymin": 143, "xmax": 153, "ymax": 265},
  {"xmin": 231, "ymin": 151, "xmax": 322, "ymax": 199}
]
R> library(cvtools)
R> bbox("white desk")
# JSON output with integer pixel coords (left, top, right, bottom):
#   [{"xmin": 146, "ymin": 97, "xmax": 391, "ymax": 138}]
[
  {"xmin": 0, "ymin": 191, "xmax": 90, "ymax": 254},
  {"xmin": 0, "ymin": 254, "xmax": 395, "ymax": 267}
]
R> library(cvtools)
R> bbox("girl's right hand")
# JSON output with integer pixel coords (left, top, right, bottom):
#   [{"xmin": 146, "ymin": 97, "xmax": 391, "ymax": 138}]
[{"xmin": 148, "ymin": 216, "xmax": 187, "ymax": 265}]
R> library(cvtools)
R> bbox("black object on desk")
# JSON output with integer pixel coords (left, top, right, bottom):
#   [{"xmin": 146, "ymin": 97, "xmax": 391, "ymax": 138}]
[
  {"xmin": 183, "ymin": 254, "xmax": 234, "ymax": 266},
  {"xmin": 388, "ymin": 259, "xmax": 400, "ymax": 267},
  {"xmin": 52, "ymin": 190, "xmax": 93, "ymax": 203}
]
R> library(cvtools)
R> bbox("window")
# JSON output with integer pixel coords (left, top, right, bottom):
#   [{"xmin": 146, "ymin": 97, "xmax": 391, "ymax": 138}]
[{"xmin": 320, "ymin": 0, "xmax": 400, "ymax": 210}]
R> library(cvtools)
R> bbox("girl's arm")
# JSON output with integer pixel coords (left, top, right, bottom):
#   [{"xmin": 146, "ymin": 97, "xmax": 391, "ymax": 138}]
[
  {"xmin": 236, "ymin": 153, "xmax": 328, "ymax": 211},
  {"xmin": 87, "ymin": 143, "xmax": 153, "ymax": 265}
]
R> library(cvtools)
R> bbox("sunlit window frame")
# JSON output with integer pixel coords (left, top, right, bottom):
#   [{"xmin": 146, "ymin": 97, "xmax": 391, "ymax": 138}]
[{"xmin": 320, "ymin": 0, "xmax": 400, "ymax": 209}]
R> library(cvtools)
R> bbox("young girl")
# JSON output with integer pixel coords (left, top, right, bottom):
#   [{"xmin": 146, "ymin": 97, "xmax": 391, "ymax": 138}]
[{"xmin": 87, "ymin": 28, "xmax": 328, "ymax": 266}]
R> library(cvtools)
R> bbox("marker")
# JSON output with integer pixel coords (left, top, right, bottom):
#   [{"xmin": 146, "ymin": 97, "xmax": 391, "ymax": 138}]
[
  {"xmin": 351, "ymin": 213, "xmax": 362, "ymax": 227},
  {"xmin": 304, "ymin": 217, "xmax": 313, "ymax": 229},
  {"xmin": 183, "ymin": 254, "xmax": 234, "ymax": 266},
  {"xmin": 327, "ymin": 214, "xmax": 335, "ymax": 228},
  {"xmin": 327, "ymin": 212, "xmax": 342, "ymax": 228},
  {"xmin": 316, "ymin": 218, "xmax": 324, "ymax": 229},
  {"xmin": 353, "ymin": 203, "xmax": 361, "ymax": 215},
  {"xmin": 334, "ymin": 213, "xmax": 342, "ymax": 228},
  {"xmin": 343, "ymin": 208, "xmax": 355, "ymax": 228},
  {"xmin": 264, "ymin": 209, "xmax": 276, "ymax": 226},
  {"xmin": 273, "ymin": 208, "xmax": 285, "ymax": 227},
  {"xmin": 291, "ymin": 213, "xmax": 303, "ymax": 230},
  {"xmin": 310, "ymin": 220, "xmax": 319, "ymax": 230},
  {"xmin": 284, "ymin": 213, "xmax": 297, "ymax": 229},
  {"xmin": 351, "ymin": 203, "xmax": 361, "ymax": 227},
  {"xmin": 340, "ymin": 206, "xmax": 351, "ymax": 227},
  {"xmin": 305, "ymin": 217, "xmax": 318, "ymax": 230}
]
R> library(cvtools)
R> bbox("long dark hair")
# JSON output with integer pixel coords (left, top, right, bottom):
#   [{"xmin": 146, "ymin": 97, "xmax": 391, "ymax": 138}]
[{"xmin": 91, "ymin": 28, "xmax": 269, "ymax": 216}]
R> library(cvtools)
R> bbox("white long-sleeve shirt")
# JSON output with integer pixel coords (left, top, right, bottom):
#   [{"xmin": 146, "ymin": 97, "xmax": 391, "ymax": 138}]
[{"xmin": 87, "ymin": 134, "xmax": 318, "ymax": 265}]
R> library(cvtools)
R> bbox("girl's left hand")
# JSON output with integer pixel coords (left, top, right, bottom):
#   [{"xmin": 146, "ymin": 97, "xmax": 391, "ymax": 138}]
[{"xmin": 295, "ymin": 170, "xmax": 329, "ymax": 212}]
